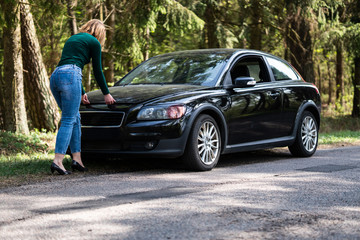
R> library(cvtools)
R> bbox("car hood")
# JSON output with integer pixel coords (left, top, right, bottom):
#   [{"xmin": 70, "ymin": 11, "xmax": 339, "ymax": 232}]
[{"xmin": 87, "ymin": 84, "xmax": 210, "ymax": 104}]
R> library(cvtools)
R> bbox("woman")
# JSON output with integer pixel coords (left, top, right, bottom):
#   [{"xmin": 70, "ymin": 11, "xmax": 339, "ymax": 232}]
[{"xmin": 50, "ymin": 19, "xmax": 115, "ymax": 175}]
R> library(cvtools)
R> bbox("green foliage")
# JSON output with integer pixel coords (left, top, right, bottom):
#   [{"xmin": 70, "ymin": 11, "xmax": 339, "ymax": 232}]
[
  {"xmin": 30, "ymin": 0, "xmax": 69, "ymax": 74},
  {"xmin": 1, "ymin": 0, "xmax": 360, "ymax": 186},
  {"xmin": 162, "ymin": 0, "xmax": 204, "ymax": 35},
  {"xmin": 0, "ymin": 130, "xmax": 53, "ymax": 155},
  {"xmin": 346, "ymin": 23, "xmax": 360, "ymax": 57},
  {"xmin": 1, "ymin": 0, "xmax": 360, "ymax": 123},
  {"xmin": 110, "ymin": 0, "xmax": 205, "ymax": 78}
]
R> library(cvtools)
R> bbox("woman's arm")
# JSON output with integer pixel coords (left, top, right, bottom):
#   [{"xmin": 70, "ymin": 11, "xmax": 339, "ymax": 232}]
[
  {"xmin": 90, "ymin": 40, "xmax": 115, "ymax": 104},
  {"xmin": 91, "ymin": 40, "xmax": 110, "ymax": 95}
]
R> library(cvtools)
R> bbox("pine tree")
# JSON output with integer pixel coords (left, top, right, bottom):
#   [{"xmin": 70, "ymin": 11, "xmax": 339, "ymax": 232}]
[
  {"xmin": 20, "ymin": 0, "xmax": 60, "ymax": 131},
  {"xmin": 1, "ymin": 0, "xmax": 29, "ymax": 133}
]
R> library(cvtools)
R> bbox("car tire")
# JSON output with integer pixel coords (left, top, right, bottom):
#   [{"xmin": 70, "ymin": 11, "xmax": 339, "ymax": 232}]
[
  {"xmin": 289, "ymin": 110, "xmax": 318, "ymax": 157},
  {"xmin": 183, "ymin": 114, "xmax": 221, "ymax": 171}
]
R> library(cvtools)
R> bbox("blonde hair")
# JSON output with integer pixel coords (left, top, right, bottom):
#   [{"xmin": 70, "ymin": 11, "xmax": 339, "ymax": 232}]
[{"xmin": 79, "ymin": 19, "xmax": 106, "ymax": 46}]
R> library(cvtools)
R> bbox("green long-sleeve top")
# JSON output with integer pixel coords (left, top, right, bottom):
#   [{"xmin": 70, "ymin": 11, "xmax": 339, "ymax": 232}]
[{"xmin": 57, "ymin": 32, "xmax": 109, "ymax": 95}]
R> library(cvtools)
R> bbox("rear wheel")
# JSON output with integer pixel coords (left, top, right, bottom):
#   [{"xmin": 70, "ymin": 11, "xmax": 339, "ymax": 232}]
[
  {"xmin": 183, "ymin": 114, "xmax": 221, "ymax": 171},
  {"xmin": 289, "ymin": 111, "xmax": 318, "ymax": 157}
]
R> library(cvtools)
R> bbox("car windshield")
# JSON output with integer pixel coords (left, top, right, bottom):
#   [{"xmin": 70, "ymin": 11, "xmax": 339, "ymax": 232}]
[{"xmin": 115, "ymin": 52, "xmax": 230, "ymax": 87}]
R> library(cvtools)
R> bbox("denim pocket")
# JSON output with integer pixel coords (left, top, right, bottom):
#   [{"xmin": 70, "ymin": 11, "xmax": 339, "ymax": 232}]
[
  {"xmin": 56, "ymin": 71, "xmax": 74, "ymax": 85},
  {"xmin": 76, "ymin": 71, "xmax": 83, "ymax": 82}
]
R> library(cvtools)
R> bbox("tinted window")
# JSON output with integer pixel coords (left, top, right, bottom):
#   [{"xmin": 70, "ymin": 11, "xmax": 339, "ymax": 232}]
[
  {"xmin": 231, "ymin": 57, "xmax": 269, "ymax": 83},
  {"xmin": 115, "ymin": 52, "xmax": 230, "ymax": 87},
  {"xmin": 266, "ymin": 57, "xmax": 299, "ymax": 81}
]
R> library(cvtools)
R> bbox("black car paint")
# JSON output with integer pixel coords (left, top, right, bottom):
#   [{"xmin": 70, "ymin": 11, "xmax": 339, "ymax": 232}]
[
  {"xmin": 81, "ymin": 87, "xmax": 230, "ymax": 156},
  {"xmin": 80, "ymin": 49, "xmax": 321, "ymax": 158},
  {"xmin": 86, "ymin": 84, "xmax": 210, "ymax": 104}
]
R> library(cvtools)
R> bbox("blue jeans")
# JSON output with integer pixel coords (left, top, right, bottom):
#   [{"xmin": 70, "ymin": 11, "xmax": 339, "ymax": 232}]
[{"xmin": 50, "ymin": 64, "xmax": 82, "ymax": 155}]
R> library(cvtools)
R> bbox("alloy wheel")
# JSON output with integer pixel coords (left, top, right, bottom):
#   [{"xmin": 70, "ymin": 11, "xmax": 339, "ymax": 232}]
[
  {"xmin": 301, "ymin": 116, "xmax": 318, "ymax": 152},
  {"xmin": 197, "ymin": 121, "xmax": 220, "ymax": 165}
]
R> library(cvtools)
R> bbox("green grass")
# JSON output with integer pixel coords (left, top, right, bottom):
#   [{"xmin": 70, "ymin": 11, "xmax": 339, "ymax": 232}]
[
  {"xmin": 318, "ymin": 115, "xmax": 360, "ymax": 145},
  {"xmin": 319, "ymin": 130, "xmax": 360, "ymax": 145},
  {"xmin": 0, "ymin": 130, "xmax": 58, "ymax": 178},
  {"xmin": 0, "ymin": 153, "xmax": 53, "ymax": 177},
  {"xmin": 0, "ymin": 129, "xmax": 53, "ymax": 155}
]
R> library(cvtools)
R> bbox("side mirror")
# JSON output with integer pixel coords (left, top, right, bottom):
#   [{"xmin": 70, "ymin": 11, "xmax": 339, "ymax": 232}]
[{"xmin": 234, "ymin": 77, "xmax": 256, "ymax": 87}]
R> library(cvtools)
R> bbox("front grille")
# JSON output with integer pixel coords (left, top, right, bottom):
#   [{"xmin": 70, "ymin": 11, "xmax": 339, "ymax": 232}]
[{"xmin": 80, "ymin": 111, "xmax": 125, "ymax": 128}]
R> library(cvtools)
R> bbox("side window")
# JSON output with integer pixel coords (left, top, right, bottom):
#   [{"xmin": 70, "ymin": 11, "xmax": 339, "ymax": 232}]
[
  {"xmin": 230, "ymin": 57, "xmax": 269, "ymax": 83},
  {"xmin": 266, "ymin": 57, "xmax": 299, "ymax": 81}
]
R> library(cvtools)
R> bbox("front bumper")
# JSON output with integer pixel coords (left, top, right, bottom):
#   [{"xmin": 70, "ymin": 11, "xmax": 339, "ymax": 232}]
[{"xmin": 81, "ymin": 118, "xmax": 189, "ymax": 158}]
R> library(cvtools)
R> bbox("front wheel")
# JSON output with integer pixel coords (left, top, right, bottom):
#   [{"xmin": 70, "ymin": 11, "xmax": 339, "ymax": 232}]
[
  {"xmin": 289, "ymin": 111, "xmax": 318, "ymax": 157},
  {"xmin": 182, "ymin": 114, "xmax": 221, "ymax": 171}
]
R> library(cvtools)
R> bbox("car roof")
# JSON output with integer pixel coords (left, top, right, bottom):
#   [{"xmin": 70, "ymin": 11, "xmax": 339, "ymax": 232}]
[{"xmin": 156, "ymin": 48, "xmax": 279, "ymax": 60}]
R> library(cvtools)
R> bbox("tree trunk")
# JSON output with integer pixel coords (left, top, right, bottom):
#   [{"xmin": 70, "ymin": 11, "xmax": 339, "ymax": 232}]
[
  {"xmin": 104, "ymin": 0, "xmax": 115, "ymax": 83},
  {"xmin": 143, "ymin": 26, "xmax": 150, "ymax": 61},
  {"xmin": 336, "ymin": 41, "xmax": 344, "ymax": 107},
  {"xmin": 285, "ymin": 6, "xmax": 315, "ymax": 83},
  {"xmin": 316, "ymin": 64, "xmax": 321, "ymax": 94},
  {"xmin": 327, "ymin": 61, "xmax": 333, "ymax": 106},
  {"xmin": 67, "ymin": 0, "xmax": 78, "ymax": 35},
  {"xmin": 83, "ymin": 0, "xmax": 94, "ymax": 93},
  {"xmin": 84, "ymin": 65, "xmax": 91, "ymax": 92},
  {"xmin": 20, "ymin": 0, "xmax": 60, "ymax": 131},
  {"xmin": 204, "ymin": 3, "xmax": 219, "ymax": 48},
  {"xmin": 249, "ymin": 0, "xmax": 262, "ymax": 50},
  {"xmin": 0, "ymin": 64, "xmax": 4, "ymax": 129},
  {"xmin": 1, "ymin": 0, "xmax": 29, "ymax": 134},
  {"xmin": 0, "ymin": 29, "xmax": 3, "ymax": 128},
  {"xmin": 352, "ymin": 57, "xmax": 360, "ymax": 117}
]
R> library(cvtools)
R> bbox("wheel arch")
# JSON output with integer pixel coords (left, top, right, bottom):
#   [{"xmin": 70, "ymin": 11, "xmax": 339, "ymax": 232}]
[
  {"xmin": 292, "ymin": 100, "xmax": 321, "ymax": 137},
  {"xmin": 184, "ymin": 103, "xmax": 228, "ymax": 153},
  {"xmin": 305, "ymin": 105, "xmax": 321, "ymax": 130}
]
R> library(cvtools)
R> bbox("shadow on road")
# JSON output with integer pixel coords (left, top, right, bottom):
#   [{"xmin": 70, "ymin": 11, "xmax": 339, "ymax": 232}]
[{"xmin": 81, "ymin": 148, "xmax": 293, "ymax": 175}]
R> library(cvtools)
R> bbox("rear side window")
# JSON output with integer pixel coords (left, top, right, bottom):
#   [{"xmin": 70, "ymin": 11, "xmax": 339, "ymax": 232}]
[{"xmin": 266, "ymin": 57, "xmax": 299, "ymax": 81}]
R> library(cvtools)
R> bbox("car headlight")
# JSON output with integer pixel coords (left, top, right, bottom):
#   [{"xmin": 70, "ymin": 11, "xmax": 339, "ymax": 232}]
[{"xmin": 137, "ymin": 105, "xmax": 186, "ymax": 120}]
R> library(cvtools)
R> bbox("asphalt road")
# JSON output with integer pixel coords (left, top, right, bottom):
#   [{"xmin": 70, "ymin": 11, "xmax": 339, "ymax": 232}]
[{"xmin": 0, "ymin": 146, "xmax": 360, "ymax": 240}]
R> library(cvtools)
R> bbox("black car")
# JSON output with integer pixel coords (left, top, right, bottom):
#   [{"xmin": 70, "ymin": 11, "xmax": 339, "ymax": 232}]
[{"xmin": 80, "ymin": 49, "xmax": 321, "ymax": 171}]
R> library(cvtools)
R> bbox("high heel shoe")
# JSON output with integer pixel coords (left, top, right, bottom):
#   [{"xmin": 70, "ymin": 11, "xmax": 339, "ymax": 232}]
[
  {"xmin": 50, "ymin": 162, "xmax": 71, "ymax": 175},
  {"xmin": 71, "ymin": 160, "xmax": 88, "ymax": 172}
]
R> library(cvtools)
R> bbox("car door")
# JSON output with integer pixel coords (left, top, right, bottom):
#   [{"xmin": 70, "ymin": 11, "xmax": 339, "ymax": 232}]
[
  {"xmin": 265, "ymin": 56, "xmax": 305, "ymax": 136},
  {"xmin": 226, "ymin": 55, "xmax": 284, "ymax": 145}
]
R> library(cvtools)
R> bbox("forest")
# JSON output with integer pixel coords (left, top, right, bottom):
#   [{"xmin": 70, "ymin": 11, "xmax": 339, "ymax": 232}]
[{"xmin": 0, "ymin": 0, "xmax": 360, "ymax": 134}]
